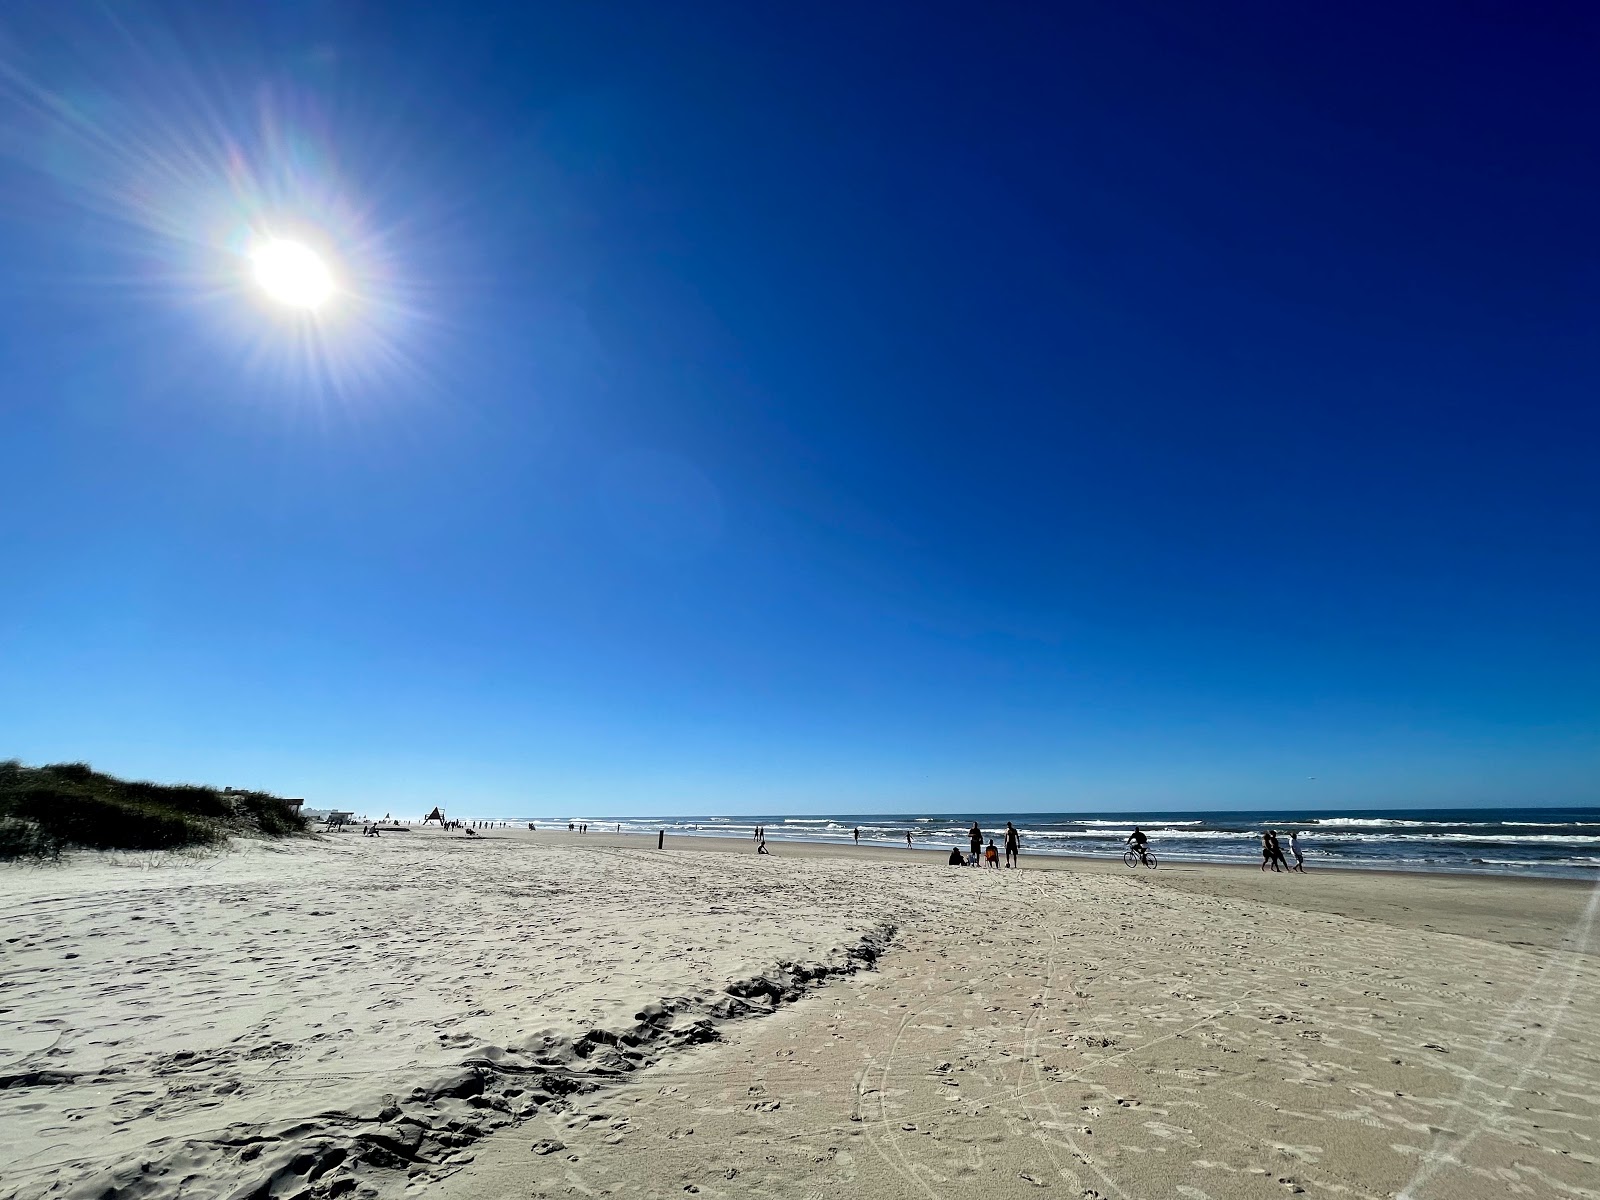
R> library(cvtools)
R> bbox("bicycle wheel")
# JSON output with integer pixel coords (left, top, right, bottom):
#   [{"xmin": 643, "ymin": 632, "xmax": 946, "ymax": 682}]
[
  {"xmin": 1122, "ymin": 849, "xmax": 1138, "ymax": 868},
  {"xmin": 1143, "ymin": 851, "xmax": 1158, "ymax": 869}
]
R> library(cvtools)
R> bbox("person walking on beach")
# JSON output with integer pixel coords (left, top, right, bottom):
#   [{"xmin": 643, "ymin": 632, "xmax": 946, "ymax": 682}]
[
  {"xmin": 853, "ymin": 827, "xmax": 860, "ymax": 844},
  {"xmin": 1289, "ymin": 830, "xmax": 1306, "ymax": 871},
  {"xmin": 905, "ymin": 830, "xmax": 913, "ymax": 849},
  {"xmin": 1261, "ymin": 830, "xmax": 1282, "ymax": 872},
  {"xmin": 1004, "ymin": 821, "xmax": 1020, "ymax": 868}
]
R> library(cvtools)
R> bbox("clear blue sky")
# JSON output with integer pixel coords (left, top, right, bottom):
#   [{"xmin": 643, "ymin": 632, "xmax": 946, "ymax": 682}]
[{"xmin": 1, "ymin": 2, "xmax": 1595, "ymax": 815}]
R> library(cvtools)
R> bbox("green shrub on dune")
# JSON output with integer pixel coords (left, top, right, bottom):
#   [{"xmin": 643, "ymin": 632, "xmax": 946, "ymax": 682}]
[{"xmin": 0, "ymin": 760, "xmax": 308, "ymax": 860}]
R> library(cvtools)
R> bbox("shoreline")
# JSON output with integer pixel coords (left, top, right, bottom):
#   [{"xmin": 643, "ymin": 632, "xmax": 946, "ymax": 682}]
[
  {"xmin": 365, "ymin": 821, "xmax": 1600, "ymax": 885},
  {"xmin": 358, "ymin": 825, "xmax": 1598, "ymax": 956}
]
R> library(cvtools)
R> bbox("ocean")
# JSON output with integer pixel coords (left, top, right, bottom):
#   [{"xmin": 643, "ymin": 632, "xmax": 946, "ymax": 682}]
[{"xmin": 520, "ymin": 808, "xmax": 1600, "ymax": 880}]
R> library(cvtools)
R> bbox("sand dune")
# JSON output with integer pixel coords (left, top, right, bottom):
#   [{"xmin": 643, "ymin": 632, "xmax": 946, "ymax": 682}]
[{"xmin": 3, "ymin": 829, "xmax": 1596, "ymax": 1200}]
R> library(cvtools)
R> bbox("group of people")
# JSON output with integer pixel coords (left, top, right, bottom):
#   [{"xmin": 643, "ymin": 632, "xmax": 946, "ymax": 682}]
[
  {"xmin": 945, "ymin": 820, "xmax": 1022, "ymax": 868},
  {"xmin": 1125, "ymin": 824, "xmax": 1307, "ymax": 871},
  {"xmin": 418, "ymin": 810, "xmax": 471, "ymax": 831},
  {"xmin": 406, "ymin": 812, "xmax": 1306, "ymax": 874},
  {"xmin": 1261, "ymin": 828, "xmax": 1306, "ymax": 872}
]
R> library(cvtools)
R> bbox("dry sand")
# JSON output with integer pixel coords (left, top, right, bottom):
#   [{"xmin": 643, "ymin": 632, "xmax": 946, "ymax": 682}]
[{"xmin": 2, "ymin": 828, "xmax": 1596, "ymax": 1200}]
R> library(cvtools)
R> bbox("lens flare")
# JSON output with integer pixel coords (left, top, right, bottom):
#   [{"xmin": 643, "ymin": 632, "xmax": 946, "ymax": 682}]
[
  {"xmin": 250, "ymin": 239, "xmax": 334, "ymax": 309},
  {"xmin": 0, "ymin": 12, "xmax": 465, "ymax": 421}
]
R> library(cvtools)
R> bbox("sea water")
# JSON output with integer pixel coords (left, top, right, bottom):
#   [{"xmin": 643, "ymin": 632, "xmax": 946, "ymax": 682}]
[{"xmin": 513, "ymin": 808, "xmax": 1600, "ymax": 880}]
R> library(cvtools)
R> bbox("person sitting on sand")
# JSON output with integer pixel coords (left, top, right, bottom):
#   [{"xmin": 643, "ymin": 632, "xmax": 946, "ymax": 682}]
[
  {"xmin": 948, "ymin": 846, "xmax": 964, "ymax": 866},
  {"xmin": 757, "ymin": 837, "xmax": 771, "ymax": 855},
  {"xmin": 984, "ymin": 839, "xmax": 1000, "ymax": 868},
  {"xmin": 1004, "ymin": 821, "xmax": 1020, "ymax": 868}
]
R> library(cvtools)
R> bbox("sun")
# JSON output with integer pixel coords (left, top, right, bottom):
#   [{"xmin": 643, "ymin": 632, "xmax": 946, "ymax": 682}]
[{"xmin": 250, "ymin": 238, "xmax": 335, "ymax": 310}]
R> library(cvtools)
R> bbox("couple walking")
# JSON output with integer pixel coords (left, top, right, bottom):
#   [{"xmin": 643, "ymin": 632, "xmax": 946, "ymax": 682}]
[
  {"xmin": 966, "ymin": 820, "xmax": 1020, "ymax": 868},
  {"xmin": 1261, "ymin": 829, "xmax": 1305, "ymax": 872}
]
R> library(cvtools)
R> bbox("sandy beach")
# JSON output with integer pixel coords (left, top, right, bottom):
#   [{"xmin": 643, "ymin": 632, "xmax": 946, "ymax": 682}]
[{"xmin": 3, "ymin": 829, "xmax": 1596, "ymax": 1200}]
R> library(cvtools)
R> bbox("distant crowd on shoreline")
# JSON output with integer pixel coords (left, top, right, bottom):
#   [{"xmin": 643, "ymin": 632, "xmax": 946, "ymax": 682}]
[{"xmin": 345, "ymin": 809, "xmax": 1308, "ymax": 874}]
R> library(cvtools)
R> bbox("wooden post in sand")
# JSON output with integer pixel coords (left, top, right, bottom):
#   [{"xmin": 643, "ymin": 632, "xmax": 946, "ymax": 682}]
[{"xmin": 658, "ymin": 828, "xmax": 665, "ymax": 849}]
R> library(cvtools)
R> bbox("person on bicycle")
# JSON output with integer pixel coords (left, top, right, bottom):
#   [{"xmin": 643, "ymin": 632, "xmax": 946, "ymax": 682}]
[{"xmin": 1126, "ymin": 827, "xmax": 1151, "ymax": 864}]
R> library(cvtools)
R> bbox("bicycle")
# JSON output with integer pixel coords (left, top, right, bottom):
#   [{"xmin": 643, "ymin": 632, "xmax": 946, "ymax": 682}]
[{"xmin": 1122, "ymin": 846, "xmax": 1158, "ymax": 869}]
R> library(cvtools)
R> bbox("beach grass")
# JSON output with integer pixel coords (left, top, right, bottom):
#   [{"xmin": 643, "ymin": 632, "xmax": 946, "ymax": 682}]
[{"xmin": 0, "ymin": 759, "xmax": 308, "ymax": 860}]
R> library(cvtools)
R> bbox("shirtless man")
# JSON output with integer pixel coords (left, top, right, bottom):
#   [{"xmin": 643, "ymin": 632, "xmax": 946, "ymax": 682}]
[
  {"xmin": 1004, "ymin": 821, "xmax": 1020, "ymax": 868},
  {"xmin": 1261, "ymin": 830, "xmax": 1282, "ymax": 872}
]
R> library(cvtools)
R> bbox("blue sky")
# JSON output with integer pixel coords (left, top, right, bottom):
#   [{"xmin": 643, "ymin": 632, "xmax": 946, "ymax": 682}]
[{"xmin": 1, "ymin": 2, "xmax": 1595, "ymax": 815}]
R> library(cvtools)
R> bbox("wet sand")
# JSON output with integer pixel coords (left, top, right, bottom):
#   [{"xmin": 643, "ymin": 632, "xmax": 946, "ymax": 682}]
[{"xmin": 3, "ymin": 828, "xmax": 1595, "ymax": 1200}]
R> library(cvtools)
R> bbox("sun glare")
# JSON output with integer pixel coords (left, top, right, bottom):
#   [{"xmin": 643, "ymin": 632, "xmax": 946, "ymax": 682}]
[{"xmin": 251, "ymin": 239, "xmax": 335, "ymax": 310}]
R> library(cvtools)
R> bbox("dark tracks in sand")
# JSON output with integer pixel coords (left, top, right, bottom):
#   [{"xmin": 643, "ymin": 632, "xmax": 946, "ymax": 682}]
[{"xmin": 63, "ymin": 923, "xmax": 898, "ymax": 1200}]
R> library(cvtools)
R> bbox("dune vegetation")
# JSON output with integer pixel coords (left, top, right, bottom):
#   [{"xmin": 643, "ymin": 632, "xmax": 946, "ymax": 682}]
[{"xmin": 0, "ymin": 760, "xmax": 308, "ymax": 860}]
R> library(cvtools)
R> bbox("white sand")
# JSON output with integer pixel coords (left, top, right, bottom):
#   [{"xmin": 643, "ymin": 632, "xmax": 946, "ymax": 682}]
[
  {"xmin": 1, "ymin": 833, "xmax": 891, "ymax": 1199},
  {"xmin": 3, "ymin": 829, "xmax": 1596, "ymax": 1200}
]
